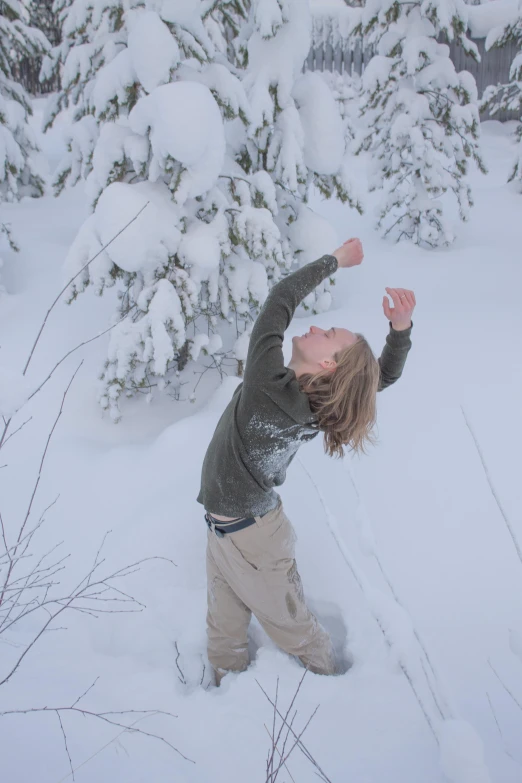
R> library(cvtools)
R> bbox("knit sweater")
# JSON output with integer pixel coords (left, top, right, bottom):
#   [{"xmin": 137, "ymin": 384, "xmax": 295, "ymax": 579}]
[{"xmin": 197, "ymin": 255, "xmax": 413, "ymax": 517}]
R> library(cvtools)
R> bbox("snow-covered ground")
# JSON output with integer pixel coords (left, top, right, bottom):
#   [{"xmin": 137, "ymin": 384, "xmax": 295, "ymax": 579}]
[{"xmin": 1, "ymin": 104, "xmax": 522, "ymax": 783}]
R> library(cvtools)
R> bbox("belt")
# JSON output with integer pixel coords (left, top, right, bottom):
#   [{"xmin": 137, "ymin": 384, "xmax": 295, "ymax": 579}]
[{"xmin": 205, "ymin": 512, "xmax": 257, "ymax": 538}]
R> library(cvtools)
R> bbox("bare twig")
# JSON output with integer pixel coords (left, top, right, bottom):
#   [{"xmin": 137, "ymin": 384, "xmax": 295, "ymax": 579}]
[
  {"xmin": 174, "ymin": 642, "xmax": 186, "ymax": 685},
  {"xmin": 256, "ymin": 675, "xmax": 332, "ymax": 783},
  {"xmin": 0, "ymin": 318, "xmax": 192, "ymax": 777},
  {"xmin": 71, "ymin": 677, "xmax": 100, "ymax": 708},
  {"xmin": 263, "ymin": 724, "xmax": 297, "ymax": 783},
  {"xmin": 461, "ymin": 406, "xmax": 522, "ymax": 567},
  {"xmin": 0, "ymin": 703, "xmax": 193, "ymax": 765},
  {"xmin": 22, "ymin": 203, "xmax": 149, "ymax": 377},
  {"xmin": 2, "ymin": 416, "xmax": 33, "ymax": 446},
  {"xmin": 26, "ymin": 319, "xmax": 126, "ymax": 406},
  {"xmin": 271, "ymin": 709, "xmax": 298, "ymax": 782},
  {"xmin": 487, "ymin": 691, "xmax": 503, "ymax": 739},
  {"xmin": 269, "ymin": 677, "xmax": 279, "ymax": 779},
  {"xmin": 0, "ymin": 509, "xmax": 12, "ymax": 576},
  {"xmin": 21, "ymin": 364, "xmax": 81, "ymax": 551},
  {"xmin": 53, "ymin": 712, "xmax": 154, "ymax": 782},
  {"xmin": 486, "ymin": 690, "xmax": 522, "ymax": 765},
  {"xmin": 0, "ymin": 364, "xmax": 82, "ymax": 613},
  {"xmin": 269, "ymin": 669, "xmax": 308, "ymax": 777},
  {"xmin": 0, "ymin": 204, "xmax": 149, "ymax": 451},
  {"xmin": 0, "ymin": 550, "xmax": 176, "ymax": 688},
  {"xmin": 57, "ymin": 711, "xmax": 75, "ymax": 781},
  {"xmin": 488, "ymin": 659, "xmax": 522, "ymax": 712},
  {"xmin": 274, "ymin": 705, "xmax": 320, "ymax": 781}
]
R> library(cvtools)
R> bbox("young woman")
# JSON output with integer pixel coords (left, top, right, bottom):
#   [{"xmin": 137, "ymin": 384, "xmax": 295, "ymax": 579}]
[{"xmin": 197, "ymin": 238, "xmax": 415, "ymax": 684}]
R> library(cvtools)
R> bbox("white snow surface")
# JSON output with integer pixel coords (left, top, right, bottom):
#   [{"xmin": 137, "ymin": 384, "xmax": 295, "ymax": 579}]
[
  {"xmin": 129, "ymin": 81, "xmax": 226, "ymax": 199},
  {"xmin": 1, "ymin": 102, "xmax": 522, "ymax": 783}
]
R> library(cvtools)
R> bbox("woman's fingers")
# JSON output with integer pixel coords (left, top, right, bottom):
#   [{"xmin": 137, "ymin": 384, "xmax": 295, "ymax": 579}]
[
  {"xmin": 385, "ymin": 287, "xmax": 403, "ymax": 308},
  {"xmin": 382, "ymin": 295, "xmax": 392, "ymax": 319},
  {"xmin": 403, "ymin": 290, "xmax": 416, "ymax": 309},
  {"xmin": 386, "ymin": 287, "xmax": 416, "ymax": 310},
  {"xmin": 402, "ymin": 291, "xmax": 414, "ymax": 309}
]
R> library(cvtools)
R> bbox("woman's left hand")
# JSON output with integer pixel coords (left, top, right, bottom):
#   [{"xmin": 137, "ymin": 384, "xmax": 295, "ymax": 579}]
[{"xmin": 383, "ymin": 288, "xmax": 415, "ymax": 331}]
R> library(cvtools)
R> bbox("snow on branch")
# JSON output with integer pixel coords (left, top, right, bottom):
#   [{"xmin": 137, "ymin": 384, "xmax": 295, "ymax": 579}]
[{"xmin": 41, "ymin": 0, "xmax": 355, "ymax": 418}]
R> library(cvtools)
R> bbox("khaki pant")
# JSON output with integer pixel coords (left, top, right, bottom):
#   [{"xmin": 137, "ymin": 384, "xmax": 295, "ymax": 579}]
[{"xmin": 206, "ymin": 500, "xmax": 336, "ymax": 681}]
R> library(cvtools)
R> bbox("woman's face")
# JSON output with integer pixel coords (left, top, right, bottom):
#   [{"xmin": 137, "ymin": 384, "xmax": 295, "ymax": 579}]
[{"xmin": 291, "ymin": 325, "xmax": 357, "ymax": 371}]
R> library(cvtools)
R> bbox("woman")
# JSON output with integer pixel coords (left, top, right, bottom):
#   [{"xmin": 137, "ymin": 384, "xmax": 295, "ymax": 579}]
[{"xmin": 197, "ymin": 238, "xmax": 415, "ymax": 683}]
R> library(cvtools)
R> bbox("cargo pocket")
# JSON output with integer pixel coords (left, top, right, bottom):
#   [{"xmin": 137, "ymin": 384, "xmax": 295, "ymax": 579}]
[{"xmin": 225, "ymin": 523, "xmax": 267, "ymax": 572}]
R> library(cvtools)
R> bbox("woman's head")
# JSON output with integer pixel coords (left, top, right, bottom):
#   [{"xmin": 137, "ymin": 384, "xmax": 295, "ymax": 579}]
[
  {"xmin": 293, "ymin": 328, "xmax": 380, "ymax": 458},
  {"xmin": 291, "ymin": 325, "xmax": 358, "ymax": 372}
]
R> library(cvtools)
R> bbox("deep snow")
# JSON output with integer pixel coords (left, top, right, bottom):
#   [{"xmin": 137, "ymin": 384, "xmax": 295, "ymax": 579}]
[{"xmin": 0, "ymin": 103, "xmax": 521, "ymax": 782}]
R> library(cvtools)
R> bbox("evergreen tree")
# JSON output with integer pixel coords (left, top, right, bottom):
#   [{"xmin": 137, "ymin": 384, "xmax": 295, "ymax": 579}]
[
  {"xmin": 30, "ymin": 0, "xmax": 60, "ymax": 45},
  {"xmin": 0, "ymin": 0, "xmax": 49, "ymax": 198},
  {"xmin": 239, "ymin": 0, "xmax": 362, "ymax": 237},
  {"xmin": 17, "ymin": 1, "xmax": 61, "ymax": 94},
  {"xmin": 355, "ymin": 0, "xmax": 486, "ymax": 246},
  {"xmin": 44, "ymin": 0, "xmax": 358, "ymax": 420},
  {"xmin": 481, "ymin": 6, "xmax": 522, "ymax": 187},
  {"xmin": 0, "ymin": 0, "xmax": 50, "ymax": 284}
]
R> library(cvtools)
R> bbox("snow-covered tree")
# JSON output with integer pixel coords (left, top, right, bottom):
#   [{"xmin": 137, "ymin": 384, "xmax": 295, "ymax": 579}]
[
  {"xmin": 43, "ymin": 0, "xmax": 358, "ymax": 419},
  {"xmin": 0, "ymin": 0, "xmax": 49, "ymax": 196},
  {"xmin": 30, "ymin": 0, "xmax": 60, "ymax": 45},
  {"xmin": 320, "ymin": 70, "xmax": 363, "ymax": 148},
  {"xmin": 0, "ymin": 1, "xmax": 49, "ymax": 199},
  {"xmin": 354, "ymin": 0, "xmax": 486, "ymax": 247},
  {"xmin": 0, "ymin": 0, "xmax": 50, "ymax": 286},
  {"xmin": 480, "ymin": 4, "xmax": 522, "ymax": 187},
  {"xmin": 241, "ymin": 0, "xmax": 361, "ymax": 211},
  {"xmin": 16, "ymin": 1, "xmax": 61, "ymax": 94}
]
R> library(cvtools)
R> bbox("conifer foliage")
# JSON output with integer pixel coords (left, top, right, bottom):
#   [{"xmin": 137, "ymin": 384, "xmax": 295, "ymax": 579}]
[
  {"xmin": 43, "ymin": 0, "xmax": 358, "ymax": 419},
  {"xmin": 481, "ymin": 4, "xmax": 522, "ymax": 187},
  {"xmin": 355, "ymin": 0, "xmax": 486, "ymax": 246},
  {"xmin": 0, "ymin": 0, "xmax": 50, "ymax": 278},
  {"xmin": 0, "ymin": 0, "xmax": 49, "ymax": 200}
]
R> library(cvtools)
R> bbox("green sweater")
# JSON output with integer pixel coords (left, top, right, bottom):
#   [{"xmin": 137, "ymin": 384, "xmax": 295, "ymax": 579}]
[{"xmin": 197, "ymin": 254, "xmax": 413, "ymax": 517}]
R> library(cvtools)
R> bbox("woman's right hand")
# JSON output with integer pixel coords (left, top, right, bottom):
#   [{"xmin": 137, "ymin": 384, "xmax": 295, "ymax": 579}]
[{"xmin": 332, "ymin": 238, "xmax": 364, "ymax": 268}]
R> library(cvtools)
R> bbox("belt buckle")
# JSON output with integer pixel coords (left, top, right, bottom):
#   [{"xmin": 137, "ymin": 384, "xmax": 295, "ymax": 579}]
[{"xmin": 205, "ymin": 513, "xmax": 225, "ymax": 538}]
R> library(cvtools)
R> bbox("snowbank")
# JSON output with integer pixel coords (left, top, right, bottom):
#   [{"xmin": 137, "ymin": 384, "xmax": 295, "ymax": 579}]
[{"xmin": 2, "ymin": 119, "xmax": 522, "ymax": 783}]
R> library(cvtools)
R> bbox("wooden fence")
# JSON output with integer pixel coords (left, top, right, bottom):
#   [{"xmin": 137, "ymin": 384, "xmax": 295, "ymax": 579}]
[
  {"xmin": 305, "ymin": 32, "xmax": 520, "ymax": 122},
  {"xmin": 17, "ymin": 13, "xmax": 520, "ymax": 122}
]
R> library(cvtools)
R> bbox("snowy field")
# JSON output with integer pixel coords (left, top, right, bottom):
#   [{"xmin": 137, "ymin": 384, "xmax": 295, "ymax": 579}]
[{"xmin": 1, "ymin": 105, "xmax": 522, "ymax": 783}]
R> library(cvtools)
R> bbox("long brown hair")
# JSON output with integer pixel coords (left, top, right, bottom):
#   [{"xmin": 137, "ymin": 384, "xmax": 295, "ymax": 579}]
[{"xmin": 298, "ymin": 334, "xmax": 380, "ymax": 458}]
